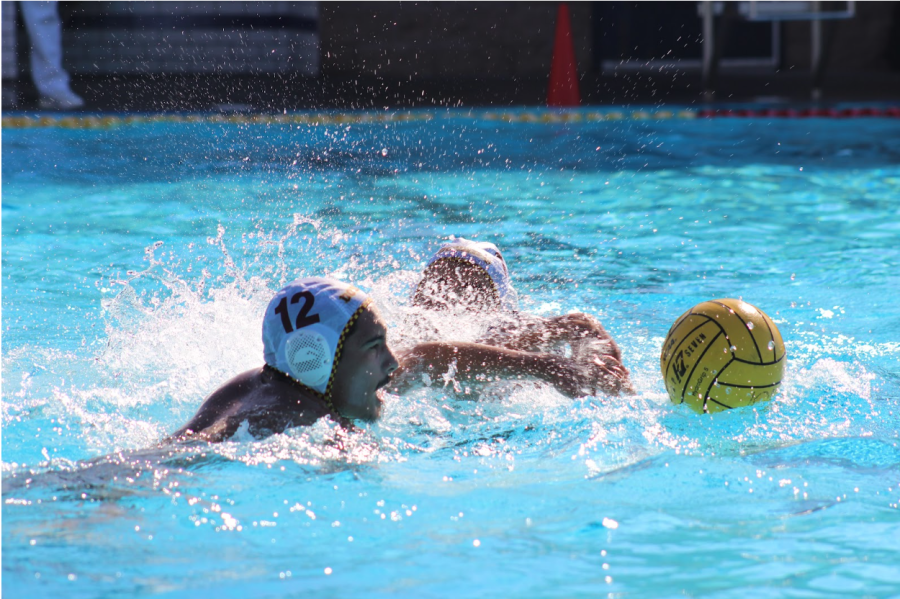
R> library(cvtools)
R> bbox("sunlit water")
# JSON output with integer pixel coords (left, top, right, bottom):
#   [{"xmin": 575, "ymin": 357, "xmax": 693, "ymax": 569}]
[{"xmin": 3, "ymin": 110, "xmax": 900, "ymax": 597}]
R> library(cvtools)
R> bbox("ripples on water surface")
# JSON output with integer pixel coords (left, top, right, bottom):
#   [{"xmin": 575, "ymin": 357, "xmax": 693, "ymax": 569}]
[{"xmin": 3, "ymin": 111, "xmax": 900, "ymax": 597}]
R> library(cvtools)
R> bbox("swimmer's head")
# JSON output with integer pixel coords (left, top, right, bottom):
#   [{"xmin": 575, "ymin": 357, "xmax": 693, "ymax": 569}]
[
  {"xmin": 411, "ymin": 238, "xmax": 517, "ymax": 312},
  {"xmin": 262, "ymin": 277, "xmax": 399, "ymax": 422}
]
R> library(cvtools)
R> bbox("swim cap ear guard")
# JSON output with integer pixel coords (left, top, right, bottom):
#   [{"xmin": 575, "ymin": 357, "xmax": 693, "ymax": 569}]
[
  {"xmin": 262, "ymin": 277, "xmax": 370, "ymax": 397},
  {"xmin": 413, "ymin": 238, "xmax": 518, "ymax": 310}
]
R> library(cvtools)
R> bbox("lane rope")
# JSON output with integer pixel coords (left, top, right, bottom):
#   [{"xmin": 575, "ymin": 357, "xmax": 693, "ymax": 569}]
[{"xmin": 3, "ymin": 107, "xmax": 898, "ymax": 128}]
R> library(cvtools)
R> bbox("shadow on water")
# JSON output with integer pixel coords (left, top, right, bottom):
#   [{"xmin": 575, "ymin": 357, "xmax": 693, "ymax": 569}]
[
  {"xmin": 2, "ymin": 443, "xmax": 226, "ymax": 502},
  {"xmin": 2, "ymin": 414, "xmax": 400, "ymax": 509}
]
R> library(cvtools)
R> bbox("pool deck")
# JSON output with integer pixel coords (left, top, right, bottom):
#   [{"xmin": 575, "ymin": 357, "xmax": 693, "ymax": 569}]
[{"xmin": 4, "ymin": 69, "xmax": 900, "ymax": 113}]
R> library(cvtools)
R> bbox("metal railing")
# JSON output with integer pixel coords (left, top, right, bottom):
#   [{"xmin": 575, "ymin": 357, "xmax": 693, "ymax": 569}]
[{"xmin": 701, "ymin": 1, "xmax": 857, "ymax": 100}]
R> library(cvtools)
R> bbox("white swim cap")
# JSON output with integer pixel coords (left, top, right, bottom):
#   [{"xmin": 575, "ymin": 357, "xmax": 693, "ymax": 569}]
[
  {"xmin": 418, "ymin": 238, "xmax": 518, "ymax": 310},
  {"xmin": 262, "ymin": 277, "xmax": 370, "ymax": 395}
]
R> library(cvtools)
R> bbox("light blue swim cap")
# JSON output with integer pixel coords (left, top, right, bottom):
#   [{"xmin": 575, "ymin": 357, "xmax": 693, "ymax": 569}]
[
  {"xmin": 419, "ymin": 238, "xmax": 518, "ymax": 310},
  {"xmin": 262, "ymin": 277, "xmax": 370, "ymax": 395}
]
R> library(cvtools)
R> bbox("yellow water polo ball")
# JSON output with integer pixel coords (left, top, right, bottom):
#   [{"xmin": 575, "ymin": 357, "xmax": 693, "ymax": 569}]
[{"xmin": 660, "ymin": 299, "xmax": 785, "ymax": 413}]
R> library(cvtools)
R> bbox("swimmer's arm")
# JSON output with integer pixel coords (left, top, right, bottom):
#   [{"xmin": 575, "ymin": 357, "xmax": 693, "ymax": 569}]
[
  {"xmin": 482, "ymin": 313, "xmax": 623, "ymax": 362},
  {"xmin": 389, "ymin": 341, "xmax": 628, "ymax": 398}
]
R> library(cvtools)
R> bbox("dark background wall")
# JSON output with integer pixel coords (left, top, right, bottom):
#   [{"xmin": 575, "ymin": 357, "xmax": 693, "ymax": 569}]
[
  {"xmin": 3, "ymin": 1, "xmax": 899, "ymax": 110},
  {"xmin": 781, "ymin": 1, "xmax": 896, "ymax": 70},
  {"xmin": 321, "ymin": 1, "xmax": 897, "ymax": 76},
  {"xmin": 319, "ymin": 2, "xmax": 594, "ymax": 78}
]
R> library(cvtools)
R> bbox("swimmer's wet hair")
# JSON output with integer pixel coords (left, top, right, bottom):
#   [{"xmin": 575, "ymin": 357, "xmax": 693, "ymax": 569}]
[{"xmin": 412, "ymin": 257, "xmax": 501, "ymax": 308}]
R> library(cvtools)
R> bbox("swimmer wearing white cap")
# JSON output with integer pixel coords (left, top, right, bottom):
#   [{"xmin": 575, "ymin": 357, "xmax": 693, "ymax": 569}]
[
  {"xmin": 173, "ymin": 277, "xmax": 400, "ymax": 442},
  {"xmin": 411, "ymin": 238, "xmax": 518, "ymax": 312},
  {"xmin": 406, "ymin": 237, "xmax": 632, "ymax": 395},
  {"xmin": 173, "ymin": 275, "xmax": 625, "ymax": 442}
]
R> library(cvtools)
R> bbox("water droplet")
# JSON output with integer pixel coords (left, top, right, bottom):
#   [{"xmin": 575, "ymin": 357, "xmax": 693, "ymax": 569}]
[
  {"xmin": 747, "ymin": 322, "xmax": 755, "ymax": 330},
  {"xmin": 730, "ymin": 345, "xmax": 737, "ymax": 352},
  {"xmin": 723, "ymin": 347, "xmax": 729, "ymax": 353},
  {"xmin": 380, "ymin": 148, "xmax": 388, "ymax": 157},
  {"xmin": 768, "ymin": 341, "xmax": 775, "ymax": 351}
]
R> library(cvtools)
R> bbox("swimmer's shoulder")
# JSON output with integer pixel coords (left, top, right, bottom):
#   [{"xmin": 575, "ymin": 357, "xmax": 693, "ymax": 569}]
[
  {"xmin": 170, "ymin": 368, "xmax": 265, "ymax": 440},
  {"xmin": 201, "ymin": 367, "xmax": 270, "ymax": 414},
  {"xmin": 171, "ymin": 367, "xmax": 326, "ymax": 442},
  {"xmin": 395, "ymin": 310, "xmax": 443, "ymax": 347}
]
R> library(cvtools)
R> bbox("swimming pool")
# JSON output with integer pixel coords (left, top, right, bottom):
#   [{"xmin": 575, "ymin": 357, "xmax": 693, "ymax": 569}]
[{"xmin": 3, "ymin": 109, "xmax": 899, "ymax": 597}]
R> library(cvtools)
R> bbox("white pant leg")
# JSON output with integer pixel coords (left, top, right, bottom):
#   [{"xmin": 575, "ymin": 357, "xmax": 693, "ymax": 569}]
[{"xmin": 19, "ymin": 1, "xmax": 72, "ymax": 98}]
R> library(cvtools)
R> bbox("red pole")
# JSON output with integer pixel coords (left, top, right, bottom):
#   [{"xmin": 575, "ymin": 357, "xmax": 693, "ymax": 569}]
[{"xmin": 547, "ymin": 3, "xmax": 581, "ymax": 107}]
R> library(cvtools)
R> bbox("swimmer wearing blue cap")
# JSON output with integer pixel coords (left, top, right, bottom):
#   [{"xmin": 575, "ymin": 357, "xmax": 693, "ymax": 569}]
[
  {"xmin": 404, "ymin": 238, "xmax": 632, "ymax": 394},
  {"xmin": 173, "ymin": 275, "xmax": 624, "ymax": 442}
]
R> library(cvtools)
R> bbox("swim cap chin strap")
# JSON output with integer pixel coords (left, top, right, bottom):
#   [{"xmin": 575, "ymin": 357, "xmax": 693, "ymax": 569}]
[{"xmin": 262, "ymin": 277, "xmax": 371, "ymax": 420}]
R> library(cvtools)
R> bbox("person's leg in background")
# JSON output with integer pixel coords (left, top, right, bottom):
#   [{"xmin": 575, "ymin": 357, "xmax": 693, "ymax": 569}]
[{"xmin": 19, "ymin": 0, "xmax": 83, "ymax": 109}]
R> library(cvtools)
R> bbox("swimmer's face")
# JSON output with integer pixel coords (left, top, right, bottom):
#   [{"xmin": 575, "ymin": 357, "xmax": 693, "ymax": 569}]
[
  {"xmin": 412, "ymin": 260, "xmax": 501, "ymax": 313},
  {"xmin": 330, "ymin": 306, "xmax": 399, "ymax": 422}
]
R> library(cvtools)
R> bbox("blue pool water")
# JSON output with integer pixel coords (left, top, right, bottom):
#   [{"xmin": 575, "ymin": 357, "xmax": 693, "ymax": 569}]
[{"xmin": 3, "ymin": 110, "xmax": 900, "ymax": 597}]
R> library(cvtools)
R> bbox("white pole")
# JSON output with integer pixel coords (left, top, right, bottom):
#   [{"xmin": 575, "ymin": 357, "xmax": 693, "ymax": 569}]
[
  {"xmin": 811, "ymin": 0, "xmax": 822, "ymax": 100},
  {"xmin": 702, "ymin": 1, "xmax": 714, "ymax": 100}
]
